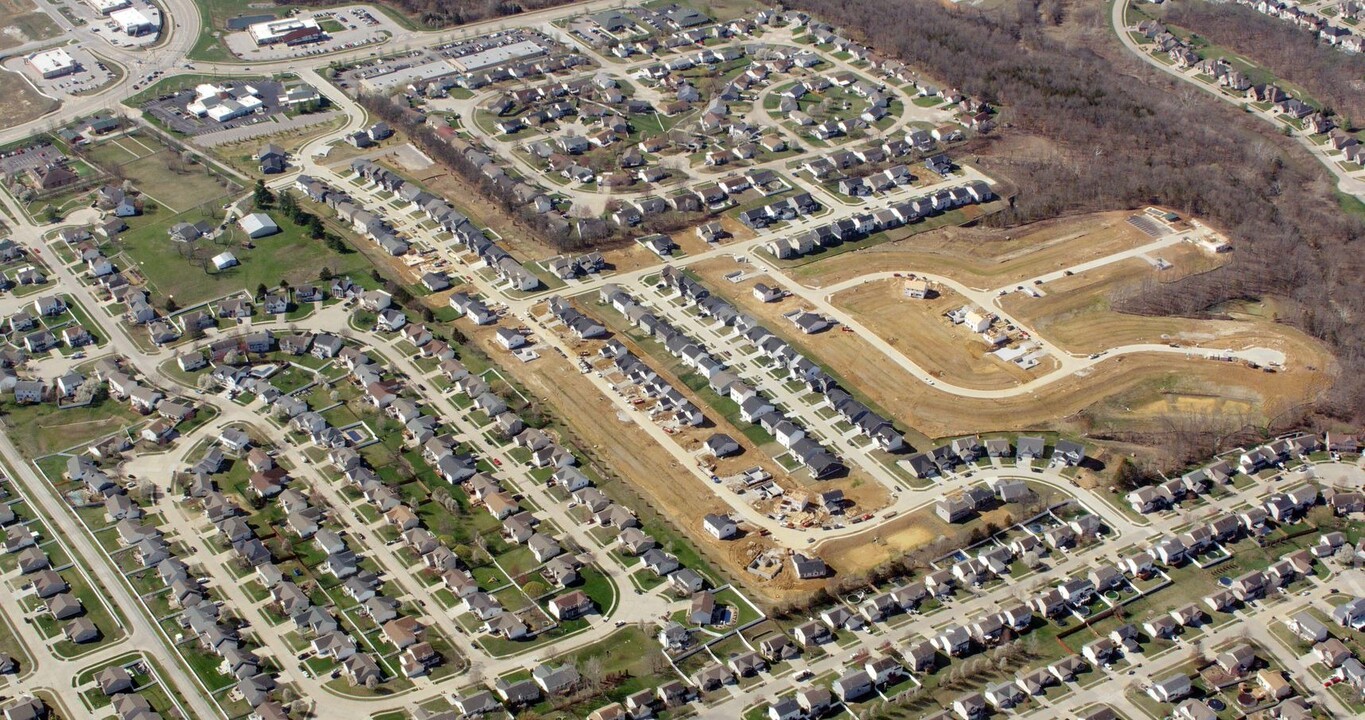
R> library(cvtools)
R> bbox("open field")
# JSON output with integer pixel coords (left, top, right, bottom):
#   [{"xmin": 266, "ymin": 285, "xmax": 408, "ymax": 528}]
[
  {"xmin": 0, "ymin": 0, "xmax": 61, "ymax": 50},
  {"xmin": 79, "ymin": 132, "xmax": 369, "ymax": 305},
  {"xmin": 0, "ymin": 67, "xmax": 58, "ymax": 129},
  {"xmin": 794, "ymin": 210, "xmax": 1156, "ymax": 290},
  {"xmin": 1, "ymin": 395, "xmax": 143, "ymax": 457},
  {"xmin": 82, "ymin": 132, "xmax": 237, "ymax": 214},
  {"xmin": 689, "ymin": 256, "xmax": 1334, "ymax": 440},
  {"xmin": 831, "ymin": 277, "xmax": 1056, "ymax": 390},
  {"xmin": 111, "ymin": 208, "xmax": 372, "ymax": 306}
]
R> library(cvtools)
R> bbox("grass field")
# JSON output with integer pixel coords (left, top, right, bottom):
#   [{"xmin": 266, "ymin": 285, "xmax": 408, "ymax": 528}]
[
  {"xmin": 111, "ymin": 203, "xmax": 372, "ymax": 306},
  {"xmin": 832, "ymin": 277, "xmax": 1056, "ymax": 390},
  {"xmin": 0, "ymin": 67, "xmax": 58, "ymax": 129},
  {"xmin": 82, "ymin": 132, "xmax": 236, "ymax": 213},
  {"xmin": 81, "ymin": 132, "xmax": 369, "ymax": 305},
  {"xmin": 0, "ymin": 395, "xmax": 143, "ymax": 457},
  {"xmin": 551, "ymin": 626, "xmax": 680, "ymax": 711},
  {"xmin": 0, "ymin": 0, "xmax": 61, "ymax": 50}
]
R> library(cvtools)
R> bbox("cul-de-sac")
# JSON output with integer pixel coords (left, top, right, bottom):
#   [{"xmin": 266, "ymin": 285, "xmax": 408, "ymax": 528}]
[{"xmin": 0, "ymin": 0, "xmax": 1363, "ymax": 719}]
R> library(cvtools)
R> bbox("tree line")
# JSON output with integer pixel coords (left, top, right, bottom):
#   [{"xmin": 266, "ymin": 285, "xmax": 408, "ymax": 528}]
[
  {"xmin": 357, "ymin": 93, "xmax": 710, "ymax": 252},
  {"xmin": 786, "ymin": 0, "xmax": 1365, "ymax": 426},
  {"xmin": 1162, "ymin": 1, "xmax": 1365, "ymax": 125}
]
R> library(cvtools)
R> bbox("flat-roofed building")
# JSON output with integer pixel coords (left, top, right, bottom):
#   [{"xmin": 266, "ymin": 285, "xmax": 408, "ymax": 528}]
[
  {"xmin": 358, "ymin": 60, "xmax": 461, "ymax": 94},
  {"xmin": 86, "ymin": 0, "xmax": 130, "ymax": 14},
  {"xmin": 248, "ymin": 17, "xmax": 324, "ymax": 46},
  {"xmin": 110, "ymin": 7, "xmax": 158, "ymax": 36},
  {"xmin": 451, "ymin": 40, "xmax": 546, "ymax": 72},
  {"xmin": 26, "ymin": 49, "xmax": 78, "ymax": 79}
]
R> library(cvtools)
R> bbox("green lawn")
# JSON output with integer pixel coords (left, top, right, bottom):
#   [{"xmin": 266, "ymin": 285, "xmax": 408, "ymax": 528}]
[
  {"xmin": 0, "ymin": 395, "xmax": 143, "ymax": 458},
  {"xmin": 82, "ymin": 132, "xmax": 237, "ymax": 213},
  {"xmin": 108, "ymin": 202, "xmax": 371, "ymax": 306},
  {"xmin": 533, "ymin": 625, "xmax": 681, "ymax": 713}
]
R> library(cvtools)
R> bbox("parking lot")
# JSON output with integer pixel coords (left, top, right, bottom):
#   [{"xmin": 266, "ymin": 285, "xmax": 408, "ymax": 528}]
[
  {"xmin": 221, "ymin": 7, "xmax": 398, "ymax": 62},
  {"xmin": 63, "ymin": 0, "xmax": 163, "ymax": 50},
  {"xmin": 140, "ymin": 78, "xmax": 290, "ymax": 136},
  {"xmin": 6, "ymin": 46, "xmax": 119, "ymax": 98}
]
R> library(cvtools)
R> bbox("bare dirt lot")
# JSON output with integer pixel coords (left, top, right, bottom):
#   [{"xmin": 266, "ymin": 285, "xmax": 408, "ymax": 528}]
[
  {"xmin": 831, "ymin": 278, "xmax": 1057, "ymax": 390},
  {"xmin": 0, "ymin": 0, "xmax": 60, "ymax": 51},
  {"xmin": 795, "ymin": 210, "xmax": 1155, "ymax": 290},
  {"xmin": 0, "ymin": 67, "xmax": 57, "ymax": 128},
  {"xmin": 818, "ymin": 503, "xmax": 1020, "ymax": 578},
  {"xmin": 689, "ymin": 256, "xmax": 1334, "ymax": 440},
  {"xmin": 998, "ymin": 250, "xmax": 1321, "ymax": 360}
]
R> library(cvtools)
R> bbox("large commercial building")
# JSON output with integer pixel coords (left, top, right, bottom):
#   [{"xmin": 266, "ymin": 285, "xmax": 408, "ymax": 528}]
[
  {"xmin": 247, "ymin": 17, "xmax": 324, "ymax": 46},
  {"xmin": 357, "ymin": 60, "xmax": 460, "ymax": 95},
  {"xmin": 86, "ymin": 0, "xmax": 130, "ymax": 14},
  {"xmin": 110, "ymin": 7, "xmax": 159, "ymax": 36},
  {"xmin": 450, "ymin": 40, "xmax": 546, "ymax": 72},
  {"xmin": 187, "ymin": 83, "xmax": 265, "ymax": 122},
  {"xmin": 26, "ymin": 49, "xmax": 78, "ymax": 79}
]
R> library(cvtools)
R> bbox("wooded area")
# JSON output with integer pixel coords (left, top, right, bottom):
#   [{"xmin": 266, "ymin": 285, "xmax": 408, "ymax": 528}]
[
  {"xmin": 1163, "ymin": 1, "xmax": 1365, "ymax": 124},
  {"xmin": 276, "ymin": 0, "xmax": 574, "ymax": 27},
  {"xmin": 786, "ymin": 0, "xmax": 1365, "ymax": 425}
]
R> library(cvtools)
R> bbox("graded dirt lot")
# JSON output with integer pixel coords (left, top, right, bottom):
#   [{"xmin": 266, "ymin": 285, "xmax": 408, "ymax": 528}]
[
  {"xmin": 689, "ymin": 256, "xmax": 1334, "ymax": 440},
  {"xmin": 997, "ymin": 250, "xmax": 1324, "ymax": 362},
  {"xmin": 818, "ymin": 502, "xmax": 1024, "ymax": 578},
  {"xmin": 795, "ymin": 210, "xmax": 1155, "ymax": 290},
  {"xmin": 0, "ymin": 67, "xmax": 58, "ymax": 128},
  {"xmin": 831, "ymin": 278, "xmax": 1057, "ymax": 390}
]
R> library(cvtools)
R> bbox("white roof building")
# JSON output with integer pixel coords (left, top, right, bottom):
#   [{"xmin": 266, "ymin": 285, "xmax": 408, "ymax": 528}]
[
  {"xmin": 26, "ymin": 49, "xmax": 78, "ymax": 79},
  {"xmin": 187, "ymin": 84, "xmax": 264, "ymax": 122},
  {"xmin": 247, "ymin": 17, "xmax": 322, "ymax": 45},
  {"xmin": 451, "ymin": 40, "xmax": 546, "ymax": 72},
  {"xmin": 239, "ymin": 213, "xmax": 279, "ymax": 239},
  {"xmin": 86, "ymin": 0, "xmax": 130, "ymax": 14},
  {"xmin": 212, "ymin": 252, "xmax": 239, "ymax": 271},
  {"xmin": 110, "ymin": 7, "xmax": 158, "ymax": 35},
  {"xmin": 963, "ymin": 310, "xmax": 992, "ymax": 333}
]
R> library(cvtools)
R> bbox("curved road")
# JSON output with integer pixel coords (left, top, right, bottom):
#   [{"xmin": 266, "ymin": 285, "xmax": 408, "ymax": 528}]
[
  {"xmin": 802, "ymin": 267, "xmax": 1285, "ymax": 399},
  {"xmin": 1110, "ymin": 0, "xmax": 1365, "ymax": 199},
  {"xmin": 446, "ymin": 31, "xmax": 956, "ymax": 214},
  {"xmin": 0, "ymin": 0, "xmax": 634, "ymax": 146}
]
